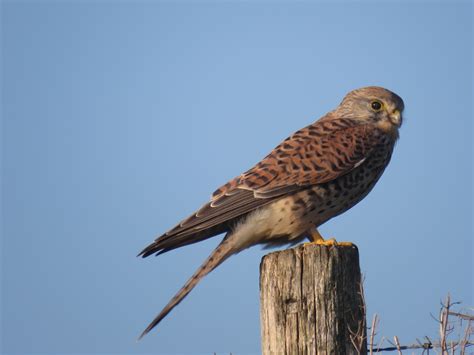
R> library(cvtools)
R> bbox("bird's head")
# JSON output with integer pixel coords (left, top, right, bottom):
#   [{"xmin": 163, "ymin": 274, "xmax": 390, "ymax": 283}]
[{"xmin": 335, "ymin": 86, "xmax": 405, "ymax": 137}]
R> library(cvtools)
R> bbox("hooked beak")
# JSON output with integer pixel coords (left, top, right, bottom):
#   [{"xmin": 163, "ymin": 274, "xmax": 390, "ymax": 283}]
[{"xmin": 389, "ymin": 109, "xmax": 402, "ymax": 127}]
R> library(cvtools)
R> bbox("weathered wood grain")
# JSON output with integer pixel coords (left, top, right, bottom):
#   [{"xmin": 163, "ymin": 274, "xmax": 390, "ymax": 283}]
[{"xmin": 260, "ymin": 243, "xmax": 366, "ymax": 355}]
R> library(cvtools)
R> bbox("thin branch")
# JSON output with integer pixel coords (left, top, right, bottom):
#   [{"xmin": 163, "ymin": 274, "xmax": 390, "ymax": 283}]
[
  {"xmin": 448, "ymin": 312, "xmax": 474, "ymax": 321},
  {"xmin": 369, "ymin": 314, "xmax": 379, "ymax": 355},
  {"xmin": 440, "ymin": 294, "xmax": 450, "ymax": 353},
  {"xmin": 370, "ymin": 340, "xmax": 474, "ymax": 352},
  {"xmin": 393, "ymin": 336, "xmax": 402, "ymax": 355},
  {"xmin": 460, "ymin": 321, "xmax": 472, "ymax": 355},
  {"xmin": 375, "ymin": 335, "xmax": 386, "ymax": 353},
  {"xmin": 348, "ymin": 279, "xmax": 367, "ymax": 354},
  {"xmin": 366, "ymin": 295, "xmax": 472, "ymax": 353}
]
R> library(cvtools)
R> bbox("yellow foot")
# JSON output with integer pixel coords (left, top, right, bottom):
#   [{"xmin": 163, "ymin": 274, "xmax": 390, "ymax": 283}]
[
  {"xmin": 304, "ymin": 238, "xmax": 354, "ymax": 248},
  {"xmin": 305, "ymin": 229, "xmax": 354, "ymax": 247},
  {"xmin": 314, "ymin": 238, "xmax": 353, "ymax": 247}
]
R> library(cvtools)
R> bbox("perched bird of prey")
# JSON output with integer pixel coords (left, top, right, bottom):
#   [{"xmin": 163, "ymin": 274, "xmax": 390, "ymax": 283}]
[{"xmin": 138, "ymin": 86, "xmax": 404, "ymax": 338}]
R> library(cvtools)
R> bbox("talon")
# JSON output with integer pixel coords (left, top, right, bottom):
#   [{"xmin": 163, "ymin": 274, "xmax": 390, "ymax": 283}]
[
  {"xmin": 316, "ymin": 237, "xmax": 338, "ymax": 246},
  {"xmin": 315, "ymin": 238, "xmax": 353, "ymax": 247},
  {"xmin": 305, "ymin": 229, "xmax": 354, "ymax": 247}
]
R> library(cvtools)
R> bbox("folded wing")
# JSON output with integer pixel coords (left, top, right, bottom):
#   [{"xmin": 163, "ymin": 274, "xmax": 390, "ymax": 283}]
[{"xmin": 139, "ymin": 120, "xmax": 385, "ymax": 257}]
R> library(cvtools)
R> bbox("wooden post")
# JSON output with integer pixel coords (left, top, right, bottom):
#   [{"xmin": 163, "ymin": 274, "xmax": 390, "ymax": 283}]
[{"xmin": 260, "ymin": 243, "xmax": 367, "ymax": 355}]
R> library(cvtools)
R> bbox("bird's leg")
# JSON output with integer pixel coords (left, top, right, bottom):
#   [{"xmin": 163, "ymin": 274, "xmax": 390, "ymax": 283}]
[
  {"xmin": 307, "ymin": 229, "xmax": 325, "ymax": 243},
  {"xmin": 305, "ymin": 229, "xmax": 353, "ymax": 247}
]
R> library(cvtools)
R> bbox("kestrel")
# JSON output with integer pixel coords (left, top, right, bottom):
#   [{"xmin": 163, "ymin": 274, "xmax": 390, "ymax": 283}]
[{"xmin": 138, "ymin": 86, "xmax": 404, "ymax": 338}]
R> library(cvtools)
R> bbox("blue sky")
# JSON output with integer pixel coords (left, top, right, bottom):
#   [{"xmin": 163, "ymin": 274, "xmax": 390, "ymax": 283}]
[{"xmin": 2, "ymin": 1, "xmax": 472, "ymax": 354}]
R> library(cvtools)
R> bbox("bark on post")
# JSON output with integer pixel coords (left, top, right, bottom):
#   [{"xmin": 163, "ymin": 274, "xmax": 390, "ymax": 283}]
[{"xmin": 260, "ymin": 243, "xmax": 367, "ymax": 355}]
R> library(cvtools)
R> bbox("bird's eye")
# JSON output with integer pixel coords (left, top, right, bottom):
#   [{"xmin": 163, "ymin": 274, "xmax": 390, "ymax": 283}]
[{"xmin": 371, "ymin": 100, "xmax": 383, "ymax": 111}]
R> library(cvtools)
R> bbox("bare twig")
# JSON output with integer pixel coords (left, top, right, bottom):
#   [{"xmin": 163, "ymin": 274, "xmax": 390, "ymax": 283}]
[
  {"xmin": 369, "ymin": 314, "xmax": 379, "ymax": 355},
  {"xmin": 439, "ymin": 294, "xmax": 450, "ymax": 354},
  {"xmin": 367, "ymin": 294, "xmax": 473, "ymax": 353},
  {"xmin": 393, "ymin": 336, "xmax": 402, "ymax": 355},
  {"xmin": 375, "ymin": 335, "xmax": 386, "ymax": 353},
  {"xmin": 349, "ymin": 280, "xmax": 367, "ymax": 354},
  {"xmin": 449, "ymin": 312, "xmax": 474, "ymax": 321},
  {"xmin": 371, "ymin": 340, "xmax": 474, "ymax": 352},
  {"xmin": 459, "ymin": 321, "xmax": 472, "ymax": 355}
]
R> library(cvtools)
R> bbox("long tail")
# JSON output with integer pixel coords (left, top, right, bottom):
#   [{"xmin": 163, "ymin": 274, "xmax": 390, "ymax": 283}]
[{"xmin": 138, "ymin": 236, "xmax": 235, "ymax": 339}]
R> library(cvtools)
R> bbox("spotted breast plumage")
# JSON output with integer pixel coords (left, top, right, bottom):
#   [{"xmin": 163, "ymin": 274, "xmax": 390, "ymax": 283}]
[{"xmin": 138, "ymin": 86, "xmax": 404, "ymax": 338}]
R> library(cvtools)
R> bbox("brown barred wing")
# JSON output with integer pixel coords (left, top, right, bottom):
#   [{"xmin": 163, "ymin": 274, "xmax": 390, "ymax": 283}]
[{"xmin": 241, "ymin": 121, "xmax": 386, "ymax": 198}]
